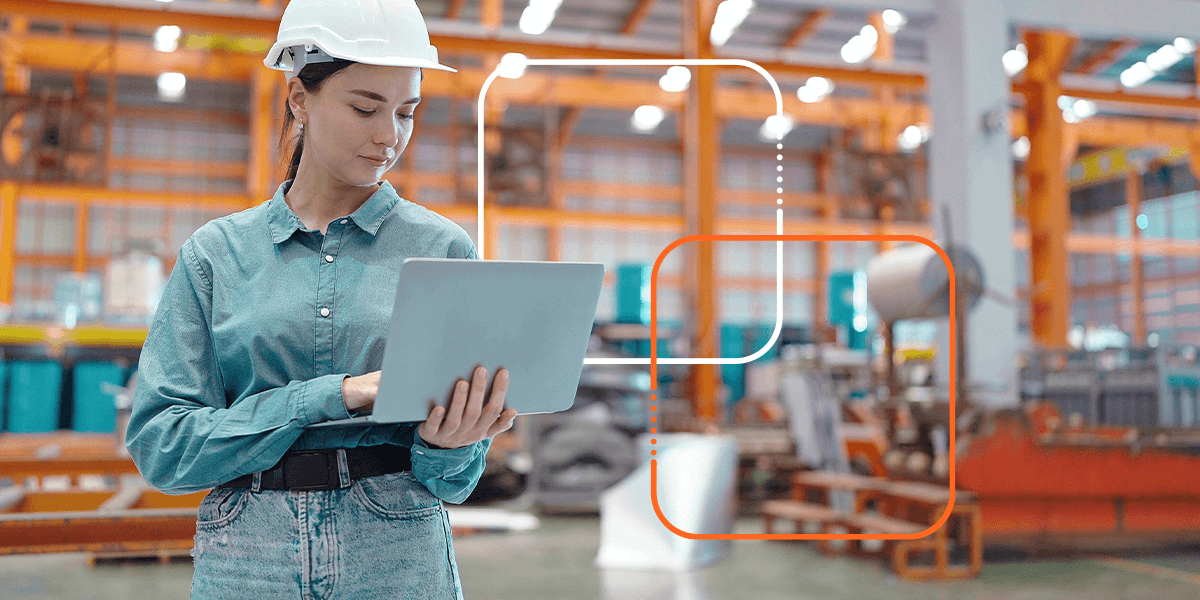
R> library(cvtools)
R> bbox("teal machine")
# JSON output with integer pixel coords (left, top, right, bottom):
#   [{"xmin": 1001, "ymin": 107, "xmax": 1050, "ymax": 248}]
[
  {"xmin": 615, "ymin": 264, "xmax": 672, "ymax": 386},
  {"xmin": 828, "ymin": 270, "xmax": 872, "ymax": 350}
]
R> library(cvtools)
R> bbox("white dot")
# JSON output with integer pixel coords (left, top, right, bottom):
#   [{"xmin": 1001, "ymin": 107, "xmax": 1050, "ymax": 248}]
[
  {"xmin": 776, "ymin": 143, "xmax": 783, "ymax": 149},
  {"xmin": 777, "ymin": 176, "xmax": 783, "ymax": 182},
  {"xmin": 320, "ymin": 307, "xmax": 330, "ymax": 317},
  {"xmin": 776, "ymin": 165, "xmax": 783, "ymax": 171},
  {"xmin": 777, "ymin": 187, "xmax": 783, "ymax": 193},
  {"xmin": 777, "ymin": 154, "xmax": 783, "ymax": 160},
  {"xmin": 777, "ymin": 199, "xmax": 783, "ymax": 204}
]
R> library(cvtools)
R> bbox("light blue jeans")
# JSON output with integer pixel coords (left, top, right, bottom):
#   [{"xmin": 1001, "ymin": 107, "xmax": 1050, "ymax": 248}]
[{"xmin": 190, "ymin": 455, "xmax": 463, "ymax": 600}]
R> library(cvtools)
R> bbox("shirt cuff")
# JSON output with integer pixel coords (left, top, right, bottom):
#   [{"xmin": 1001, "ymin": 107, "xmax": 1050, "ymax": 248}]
[
  {"xmin": 299, "ymin": 374, "xmax": 353, "ymax": 425},
  {"xmin": 411, "ymin": 430, "xmax": 479, "ymax": 463}
]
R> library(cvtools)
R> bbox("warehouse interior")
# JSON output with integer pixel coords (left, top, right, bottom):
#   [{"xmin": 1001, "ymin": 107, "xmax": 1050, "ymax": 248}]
[{"xmin": 2, "ymin": 0, "xmax": 1200, "ymax": 598}]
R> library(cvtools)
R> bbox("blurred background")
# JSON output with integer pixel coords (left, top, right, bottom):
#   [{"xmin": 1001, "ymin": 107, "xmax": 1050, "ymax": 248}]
[{"xmin": 0, "ymin": 0, "xmax": 1199, "ymax": 598}]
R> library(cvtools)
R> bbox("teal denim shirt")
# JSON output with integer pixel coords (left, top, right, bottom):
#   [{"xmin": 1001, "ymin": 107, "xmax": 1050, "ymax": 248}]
[{"xmin": 126, "ymin": 180, "xmax": 489, "ymax": 503}]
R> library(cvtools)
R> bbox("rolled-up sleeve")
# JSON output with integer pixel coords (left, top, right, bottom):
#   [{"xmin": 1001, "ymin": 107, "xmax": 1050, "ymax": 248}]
[
  {"xmin": 125, "ymin": 238, "xmax": 352, "ymax": 494},
  {"xmin": 410, "ymin": 433, "xmax": 492, "ymax": 504}
]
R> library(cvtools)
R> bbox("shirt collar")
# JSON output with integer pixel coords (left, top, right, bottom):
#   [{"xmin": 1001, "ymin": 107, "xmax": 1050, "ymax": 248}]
[{"xmin": 266, "ymin": 179, "xmax": 401, "ymax": 244}]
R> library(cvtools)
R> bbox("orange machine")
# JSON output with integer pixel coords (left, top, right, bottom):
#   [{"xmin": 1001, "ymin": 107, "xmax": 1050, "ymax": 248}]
[{"xmin": 956, "ymin": 402, "xmax": 1200, "ymax": 550}]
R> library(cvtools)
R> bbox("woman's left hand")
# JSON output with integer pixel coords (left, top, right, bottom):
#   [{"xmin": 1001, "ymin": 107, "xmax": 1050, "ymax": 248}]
[{"xmin": 419, "ymin": 366, "xmax": 517, "ymax": 450}]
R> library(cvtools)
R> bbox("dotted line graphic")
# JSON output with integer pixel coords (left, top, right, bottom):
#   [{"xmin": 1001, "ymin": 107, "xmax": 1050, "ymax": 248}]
[{"xmin": 650, "ymin": 393, "xmax": 657, "ymax": 456}]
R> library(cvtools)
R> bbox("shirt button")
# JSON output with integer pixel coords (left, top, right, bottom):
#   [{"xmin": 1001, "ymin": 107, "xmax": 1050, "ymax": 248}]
[
  {"xmin": 320, "ymin": 307, "xmax": 330, "ymax": 317},
  {"xmin": 340, "ymin": 219, "xmax": 348, "ymax": 224},
  {"xmin": 325, "ymin": 255, "xmax": 334, "ymax": 263}
]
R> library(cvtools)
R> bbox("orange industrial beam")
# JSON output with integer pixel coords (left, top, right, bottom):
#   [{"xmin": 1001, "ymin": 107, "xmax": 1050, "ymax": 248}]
[
  {"xmin": 7, "ymin": 34, "xmax": 257, "ymax": 81},
  {"xmin": 113, "ymin": 104, "xmax": 249, "ymax": 127},
  {"xmin": 621, "ymin": 0, "xmax": 658, "ymax": 35},
  {"xmin": 782, "ymin": 9, "xmax": 831, "ymax": 49},
  {"xmin": 1056, "ymin": 86, "xmax": 1200, "ymax": 112},
  {"xmin": 2, "ymin": 0, "xmax": 279, "ymax": 37},
  {"xmin": 3, "ymin": 0, "xmax": 927, "ymax": 88},
  {"xmin": 1127, "ymin": 171, "xmax": 1146, "ymax": 344},
  {"xmin": 1022, "ymin": 30, "xmax": 1076, "ymax": 348},
  {"xmin": 247, "ymin": 68, "xmax": 274, "ymax": 200},
  {"xmin": 1073, "ymin": 39, "xmax": 1138, "ymax": 74},
  {"xmin": 10, "ymin": 34, "xmax": 1197, "ymax": 144},
  {"xmin": 480, "ymin": 0, "xmax": 502, "ymax": 30},
  {"xmin": 0, "ymin": 183, "xmax": 16, "ymax": 305},
  {"xmin": 18, "ymin": 183, "xmax": 249, "ymax": 210},
  {"xmin": 445, "ymin": 0, "xmax": 467, "ymax": 20},
  {"xmin": 108, "ymin": 157, "xmax": 249, "ymax": 180},
  {"xmin": 556, "ymin": 106, "xmax": 584, "ymax": 150},
  {"xmin": 683, "ymin": 0, "xmax": 721, "ymax": 423},
  {"xmin": 813, "ymin": 152, "xmax": 834, "ymax": 329}
]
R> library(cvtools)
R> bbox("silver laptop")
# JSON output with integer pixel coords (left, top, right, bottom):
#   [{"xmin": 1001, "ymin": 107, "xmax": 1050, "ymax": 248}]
[{"xmin": 308, "ymin": 258, "xmax": 605, "ymax": 427}]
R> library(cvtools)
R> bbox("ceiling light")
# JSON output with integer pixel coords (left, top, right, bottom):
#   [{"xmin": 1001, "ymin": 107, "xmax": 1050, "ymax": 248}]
[
  {"xmin": 632, "ymin": 105, "xmax": 665, "ymax": 132},
  {"xmin": 1002, "ymin": 44, "xmax": 1028, "ymax": 76},
  {"xmin": 710, "ymin": 0, "xmax": 755, "ymax": 47},
  {"xmin": 1011, "ymin": 136, "xmax": 1030, "ymax": 160},
  {"xmin": 1072, "ymin": 99, "xmax": 1096, "ymax": 119},
  {"xmin": 897, "ymin": 125, "xmax": 924, "ymax": 151},
  {"xmin": 659, "ymin": 66, "xmax": 691, "ymax": 93},
  {"xmin": 859, "ymin": 25, "xmax": 879, "ymax": 44},
  {"xmin": 154, "ymin": 25, "xmax": 181, "ymax": 53},
  {"xmin": 519, "ymin": 0, "xmax": 563, "ymax": 36},
  {"xmin": 804, "ymin": 76, "xmax": 833, "ymax": 97},
  {"xmin": 797, "ymin": 77, "xmax": 834, "ymax": 103},
  {"xmin": 840, "ymin": 29, "xmax": 878, "ymax": 64},
  {"xmin": 1120, "ymin": 61, "xmax": 1155, "ymax": 87},
  {"xmin": 156, "ymin": 72, "xmax": 186, "ymax": 102},
  {"xmin": 496, "ymin": 53, "xmax": 528, "ymax": 79},
  {"xmin": 881, "ymin": 9, "xmax": 907, "ymax": 34},
  {"xmin": 1175, "ymin": 37, "xmax": 1196, "ymax": 53},
  {"xmin": 759, "ymin": 114, "xmax": 794, "ymax": 141}
]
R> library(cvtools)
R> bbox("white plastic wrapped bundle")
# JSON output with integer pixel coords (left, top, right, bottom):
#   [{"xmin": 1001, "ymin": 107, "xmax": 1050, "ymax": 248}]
[{"xmin": 865, "ymin": 242, "xmax": 984, "ymax": 322}]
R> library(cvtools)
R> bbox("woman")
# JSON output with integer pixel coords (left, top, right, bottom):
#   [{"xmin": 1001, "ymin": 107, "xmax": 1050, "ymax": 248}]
[{"xmin": 125, "ymin": 1, "xmax": 516, "ymax": 597}]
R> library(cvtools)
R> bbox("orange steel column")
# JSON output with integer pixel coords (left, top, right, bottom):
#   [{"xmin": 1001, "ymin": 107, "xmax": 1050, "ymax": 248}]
[
  {"xmin": 683, "ymin": 0, "xmax": 721, "ymax": 423},
  {"xmin": 814, "ymin": 152, "xmax": 834, "ymax": 329},
  {"xmin": 73, "ymin": 73, "xmax": 90, "ymax": 274},
  {"xmin": 1021, "ymin": 31, "xmax": 1074, "ymax": 348},
  {"xmin": 870, "ymin": 13, "xmax": 897, "ymax": 254},
  {"xmin": 1127, "ymin": 171, "xmax": 1146, "ymax": 345},
  {"xmin": 0, "ymin": 182, "xmax": 16, "ymax": 305},
  {"xmin": 1, "ymin": 18, "xmax": 29, "ymax": 302},
  {"xmin": 248, "ymin": 67, "xmax": 274, "ymax": 203}
]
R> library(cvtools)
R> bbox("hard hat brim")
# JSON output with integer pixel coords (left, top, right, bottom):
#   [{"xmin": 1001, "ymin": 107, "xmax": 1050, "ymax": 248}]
[{"xmin": 264, "ymin": 40, "xmax": 457, "ymax": 74}]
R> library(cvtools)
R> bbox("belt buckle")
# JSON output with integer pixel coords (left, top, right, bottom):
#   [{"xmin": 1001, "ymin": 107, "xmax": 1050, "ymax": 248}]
[{"xmin": 284, "ymin": 451, "xmax": 334, "ymax": 490}]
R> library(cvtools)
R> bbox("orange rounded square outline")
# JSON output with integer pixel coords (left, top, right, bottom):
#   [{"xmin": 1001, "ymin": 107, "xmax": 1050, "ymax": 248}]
[{"xmin": 647, "ymin": 234, "xmax": 957, "ymax": 540}]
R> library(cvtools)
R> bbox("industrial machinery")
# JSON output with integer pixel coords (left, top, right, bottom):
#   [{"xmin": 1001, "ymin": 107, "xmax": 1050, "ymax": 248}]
[{"xmin": 526, "ymin": 325, "xmax": 655, "ymax": 513}]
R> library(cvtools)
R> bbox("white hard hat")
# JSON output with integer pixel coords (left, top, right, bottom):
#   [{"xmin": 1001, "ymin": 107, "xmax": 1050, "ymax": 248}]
[{"xmin": 264, "ymin": 0, "xmax": 456, "ymax": 80}]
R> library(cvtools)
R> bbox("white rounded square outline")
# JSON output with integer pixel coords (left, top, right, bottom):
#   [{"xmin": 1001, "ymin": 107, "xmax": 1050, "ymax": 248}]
[{"xmin": 476, "ymin": 59, "xmax": 786, "ymax": 365}]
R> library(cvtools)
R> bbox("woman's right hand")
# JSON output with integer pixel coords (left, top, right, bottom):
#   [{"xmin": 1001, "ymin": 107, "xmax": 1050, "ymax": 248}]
[{"xmin": 343, "ymin": 371, "xmax": 381, "ymax": 413}]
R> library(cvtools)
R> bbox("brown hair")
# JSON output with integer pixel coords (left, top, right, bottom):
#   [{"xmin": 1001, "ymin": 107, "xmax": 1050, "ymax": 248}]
[{"xmin": 278, "ymin": 62, "xmax": 424, "ymax": 183}]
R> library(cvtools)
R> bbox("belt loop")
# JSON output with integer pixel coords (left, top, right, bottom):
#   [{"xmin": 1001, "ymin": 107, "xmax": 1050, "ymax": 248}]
[
  {"xmin": 251, "ymin": 471, "xmax": 263, "ymax": 493},
  {"xmin": 336, "ymin": 448, "xmax": 351, "ymax": 488}
]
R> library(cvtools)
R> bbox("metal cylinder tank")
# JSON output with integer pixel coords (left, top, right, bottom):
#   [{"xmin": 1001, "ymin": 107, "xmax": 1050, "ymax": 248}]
[{"xmin": 865, "ymin": 242, "xmax": 985, "ymax": 322}]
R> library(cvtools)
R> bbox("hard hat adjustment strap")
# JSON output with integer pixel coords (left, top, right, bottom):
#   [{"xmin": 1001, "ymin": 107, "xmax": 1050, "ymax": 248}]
[{"xmin": 285, "ymin": 44, "xmax": 339, "ymax": 81}]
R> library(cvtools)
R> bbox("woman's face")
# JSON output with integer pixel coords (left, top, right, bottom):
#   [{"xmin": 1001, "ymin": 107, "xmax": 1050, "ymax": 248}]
[{"xmin": 291, "ymin": 63, "xmax": 422, "ymax": 185}]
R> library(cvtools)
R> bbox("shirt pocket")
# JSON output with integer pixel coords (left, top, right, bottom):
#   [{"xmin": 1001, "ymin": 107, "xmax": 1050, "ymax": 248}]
[{"xmin": 350, "ymin": 471, "xmax": 442, "ymax": 520}]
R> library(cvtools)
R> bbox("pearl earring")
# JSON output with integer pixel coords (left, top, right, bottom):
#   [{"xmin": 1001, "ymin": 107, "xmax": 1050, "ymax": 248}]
[{"xmin": 298, "ymin": 121, "xmax": 304, "ymax": 130}]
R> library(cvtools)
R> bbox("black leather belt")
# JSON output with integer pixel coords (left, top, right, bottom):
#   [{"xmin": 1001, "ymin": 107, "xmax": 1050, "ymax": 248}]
[{"xmin": 219, "ymin": 445, "xmax": 412, "ymax": 491}]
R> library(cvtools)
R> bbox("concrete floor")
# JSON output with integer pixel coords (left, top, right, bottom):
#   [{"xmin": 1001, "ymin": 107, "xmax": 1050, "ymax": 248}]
[{"xmin": 2, "ymin": 517, "xmax": 1199, "ymax": 599}]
